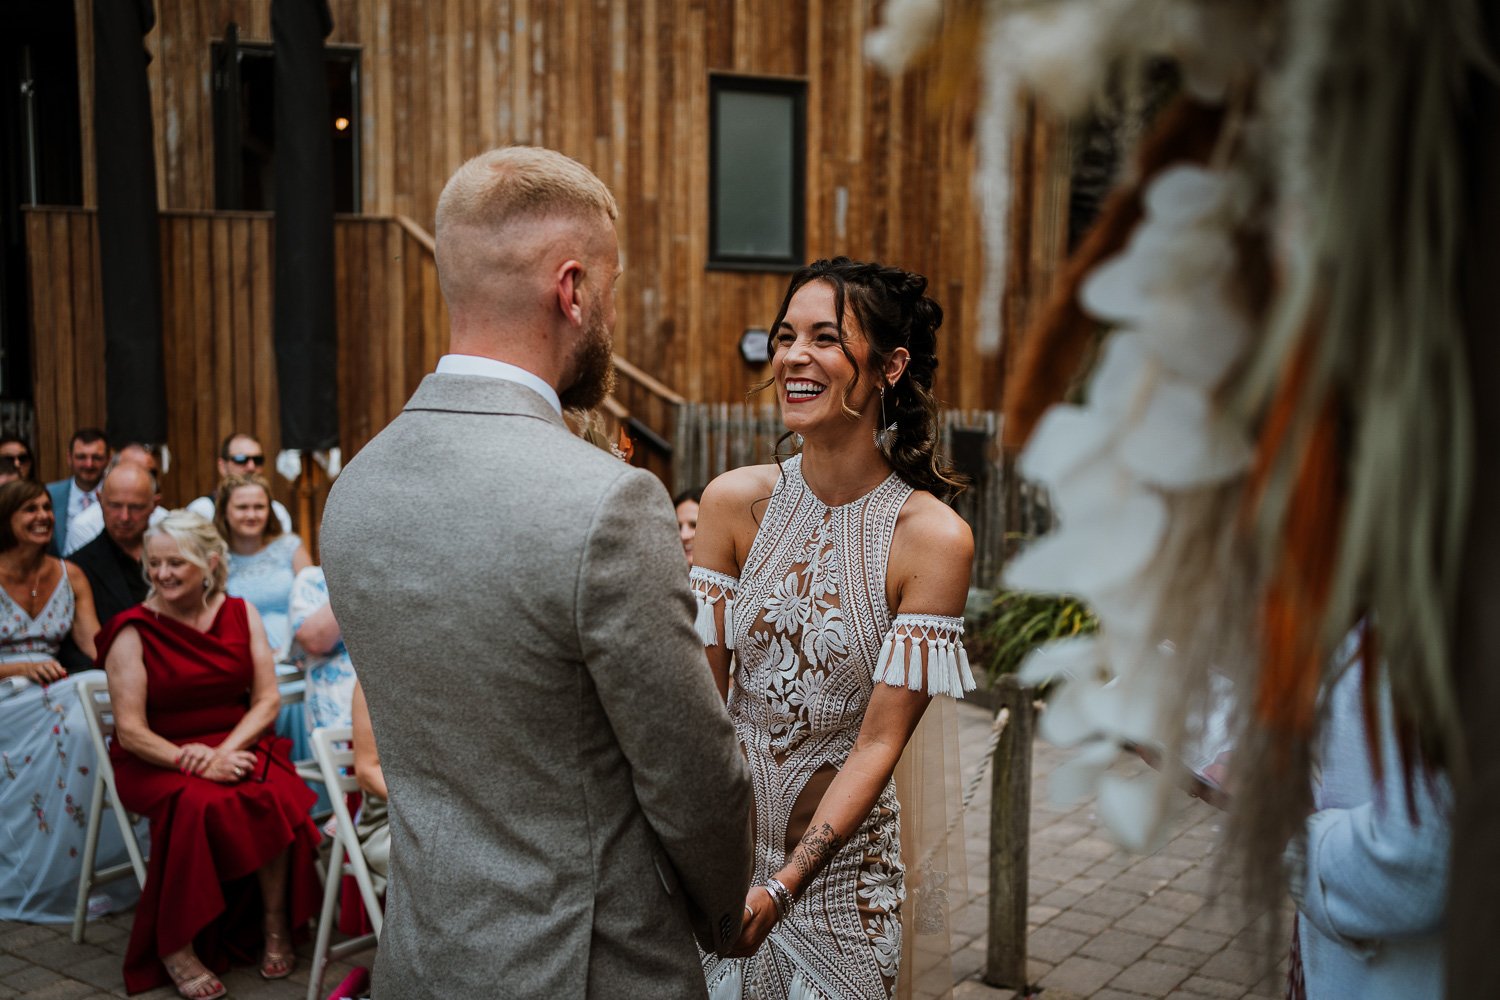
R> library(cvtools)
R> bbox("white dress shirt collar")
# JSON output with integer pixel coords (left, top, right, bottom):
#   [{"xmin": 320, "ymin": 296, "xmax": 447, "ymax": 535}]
[{"xmin": 435, "ymin": 354, "xmax": 562, "ymax": 416}]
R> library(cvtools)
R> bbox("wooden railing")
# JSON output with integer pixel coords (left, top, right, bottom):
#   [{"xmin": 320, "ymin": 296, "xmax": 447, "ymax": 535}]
[{"xmin": 611, "ymin": 354, "xmax": 685, "ymax": 485}]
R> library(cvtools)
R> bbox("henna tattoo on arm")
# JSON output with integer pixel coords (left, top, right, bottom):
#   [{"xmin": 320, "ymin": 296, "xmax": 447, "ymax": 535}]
[{"xmin": 791, "ymin": 821, "xmax": 847, "ymax": 883}]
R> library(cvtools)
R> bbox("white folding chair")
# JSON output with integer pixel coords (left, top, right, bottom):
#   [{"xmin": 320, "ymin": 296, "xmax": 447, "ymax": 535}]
[
  {"xmin": 71, "ymin": 674, "xmax": 149, "ymax": 943},
  {"xmin": 307, "ymin": 725, "xmax": 383, "ymax": 1000},
  {"xmin": 276, "ymin": 670, "xmax": 325, "ymax": 787}
]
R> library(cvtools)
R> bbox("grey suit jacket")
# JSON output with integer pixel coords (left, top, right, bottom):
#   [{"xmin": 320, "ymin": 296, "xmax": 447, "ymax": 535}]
[{"xmin": 320, "ymin": 374, "xmax": 753, "ymax": 1000}]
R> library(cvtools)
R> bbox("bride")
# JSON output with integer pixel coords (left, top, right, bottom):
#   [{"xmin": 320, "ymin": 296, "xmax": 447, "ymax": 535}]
[{"xmin": 692, "ymin": 258, "xmax": 975, "ymax": 1000}]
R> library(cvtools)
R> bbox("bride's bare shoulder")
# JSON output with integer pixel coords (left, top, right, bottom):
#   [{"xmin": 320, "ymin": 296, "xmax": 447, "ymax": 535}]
[{"xmin": 702, "ymin": 464, "xmax": 782, "ymax": 513}]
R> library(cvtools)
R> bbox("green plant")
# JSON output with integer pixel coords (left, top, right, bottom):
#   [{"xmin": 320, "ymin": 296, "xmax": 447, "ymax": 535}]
[{"xmin": 971, "ymin": 589, "xmax": 1098, "ymax": 690}]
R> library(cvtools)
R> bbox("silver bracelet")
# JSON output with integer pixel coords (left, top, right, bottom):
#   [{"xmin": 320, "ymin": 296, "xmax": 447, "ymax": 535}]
[{"xmin": 764, "ymin": 877, "xmax": 793, "ymax": 920}]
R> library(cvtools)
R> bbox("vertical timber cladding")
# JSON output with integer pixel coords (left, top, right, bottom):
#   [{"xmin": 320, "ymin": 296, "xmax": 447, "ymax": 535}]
[{"xmin": 73, "ymin": 0, "xmax": 993, "ymax": 409}]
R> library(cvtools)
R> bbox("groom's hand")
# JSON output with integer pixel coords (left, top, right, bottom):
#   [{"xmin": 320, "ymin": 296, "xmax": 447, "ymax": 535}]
[{"xmin": 725, "ymin": 887, "xmax": 778, "ymax": 958}]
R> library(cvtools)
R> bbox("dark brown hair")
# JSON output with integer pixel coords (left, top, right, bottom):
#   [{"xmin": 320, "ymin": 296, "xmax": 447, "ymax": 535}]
[
  {"xmin": 759, "ymin": 257, "xmax": 965, "ymax": 501},
  {"xmin": 0, "ymin": 480, "xmax": 48, "ymax": 551}
]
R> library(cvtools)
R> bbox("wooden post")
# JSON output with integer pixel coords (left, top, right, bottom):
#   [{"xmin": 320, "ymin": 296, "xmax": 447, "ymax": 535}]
[
  {"xmin": 985, "ymin": 673, "xmax": 1035, "ymax": 989},
  {"xmin": 296, "ymin": 452, "xmax": 318, "ymax": 558}
]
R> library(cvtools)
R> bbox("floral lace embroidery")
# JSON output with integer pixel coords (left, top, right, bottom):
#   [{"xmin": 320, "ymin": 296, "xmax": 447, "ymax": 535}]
[{"xmin": 701, "ymin": 456, "xmax": 960, "ymax": 1000}]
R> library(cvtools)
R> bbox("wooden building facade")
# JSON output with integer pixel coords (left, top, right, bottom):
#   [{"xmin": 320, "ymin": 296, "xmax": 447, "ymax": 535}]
[{"xmin": 22, "ymin": 1, "xmax": 1062, "ymax": 525}]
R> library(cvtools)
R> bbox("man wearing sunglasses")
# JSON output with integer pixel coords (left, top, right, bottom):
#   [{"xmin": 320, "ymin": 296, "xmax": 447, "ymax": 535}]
[{"xmin": 185, "ymin": 432, "xmax": 293, "ymax": 532}]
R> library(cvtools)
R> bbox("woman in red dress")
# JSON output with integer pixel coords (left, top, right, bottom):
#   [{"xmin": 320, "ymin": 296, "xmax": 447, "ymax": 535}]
[{"xmin": 98, "ymin": 511, "xmax": 320, "ymax": 999}]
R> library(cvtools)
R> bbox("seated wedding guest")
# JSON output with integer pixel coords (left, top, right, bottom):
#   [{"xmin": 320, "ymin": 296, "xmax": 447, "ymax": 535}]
[
  {"xmin": 673, "ymin": 487, "xmax": 702, "ymax": 565},
  {"xmin": 67, "ymin": 460, "xmax": 158, "ymax": 628},
  {"xmin": 350, "ymin": 681, "xmax": 390, "ymax": 895},
  {"xmin": 0, "ymin": 457, "xmax": 19, "ymax": 486},
  {"xmin": 186, "ymin": 433, "xmax": 292, "ymax": 534},
  {"xmin": 0, "ymin": 434, "xmax": 36, "ymax": 481},
  {"xmin": 219, "ymin": 473, "xmax": 312, "ymax": 769},
  {"xmin": 217, "ymin": 473, "xmax": 310, "ymax": 660},
  {"xmin": 0, "ymin": 480, "xmax": 115, "ymax": 923},
  {"xmin": 1286, "ymin": 626, "xmax": 1452, "ymax": 1000},
  {"xmin": 46, "ymin": 427, "xmax": 109, "ymax": 555},
  {"xmin": 289, "ymin": 565, "xmax": 358, "ymax": 735},
  {"xmin": 63, "ymin": 445, "xmax": 169, "ymax": 556},
  {"xmin": 99, "ymin": 511, "xmax": 320, "ymax": 999}
]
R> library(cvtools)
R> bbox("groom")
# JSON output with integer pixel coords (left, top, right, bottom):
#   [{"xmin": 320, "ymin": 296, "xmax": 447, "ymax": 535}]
[{"xmin": 321, "ymin": 146, "xmax": 753, "ymax": 998}]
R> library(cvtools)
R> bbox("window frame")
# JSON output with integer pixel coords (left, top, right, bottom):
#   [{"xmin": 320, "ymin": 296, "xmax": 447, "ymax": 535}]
[{"xmin": 707, "ymin": 73, "xmax": 807, "ymax": 272}]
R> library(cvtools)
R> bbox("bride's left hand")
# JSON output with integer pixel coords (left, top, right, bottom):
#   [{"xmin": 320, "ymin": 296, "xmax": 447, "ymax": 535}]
[{"xmin": 725, "ymin": 886, "xmax": 778, "ymax": 958}]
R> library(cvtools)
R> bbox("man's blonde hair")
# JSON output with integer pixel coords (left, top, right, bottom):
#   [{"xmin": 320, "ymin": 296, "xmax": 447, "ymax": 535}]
[
  {"xmin": 435, "ymin": 146, "xmax": 621, "ymax": 313},
  {"xmin": 436, "ymin": 146, "xmax": 617, "ymax": 232}
]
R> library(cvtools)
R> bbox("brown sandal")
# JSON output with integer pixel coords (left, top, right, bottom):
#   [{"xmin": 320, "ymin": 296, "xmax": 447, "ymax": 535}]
[
  {"xmin": 164, "ymin": 957, "xmax": 227, "ymax": 1000},
  {"xmin": 260, "ymin": 915, "xmax": 295, "ymax": 980}
]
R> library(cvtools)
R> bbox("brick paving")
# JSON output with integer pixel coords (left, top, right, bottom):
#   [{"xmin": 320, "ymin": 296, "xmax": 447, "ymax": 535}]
[
  {"xmin": 1, "ymin": 700, "xmax": 1284, "ymax": 999},
  {"xmin": 948, "ymin": 701, "xmax": 1287, "ymax": 1000}
]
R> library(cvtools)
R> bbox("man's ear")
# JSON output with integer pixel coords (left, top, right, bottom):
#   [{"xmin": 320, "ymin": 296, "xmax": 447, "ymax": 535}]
[{"xmin": 555, "ymin": 259, "xmax": 586, "ymax": 327}]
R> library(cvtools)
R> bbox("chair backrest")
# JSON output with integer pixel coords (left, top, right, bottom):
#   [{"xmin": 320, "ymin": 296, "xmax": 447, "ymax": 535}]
[
  {"xmin": 311, "ymin": 726, "xmax": 360, "ymax": 794},
  {"xmin": 277, "ymin": 663, "xmax": 306, "ymax": 706},
  {"xmin": 76, "ymin": 674, "xmax": 118, "ymax": 768}
]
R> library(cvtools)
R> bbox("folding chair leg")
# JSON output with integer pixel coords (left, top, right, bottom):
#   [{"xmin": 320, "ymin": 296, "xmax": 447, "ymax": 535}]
[
  {"xmin": 307, "ymin": 839, "xmax": 346, "ymax": 1000},
  {"xmin": 110, "ymin": 798, "xmax": 148, "ymax": 887},
  {"xmin": 71, "ymin": 773, "xmax": 108, "ymax": 943}
]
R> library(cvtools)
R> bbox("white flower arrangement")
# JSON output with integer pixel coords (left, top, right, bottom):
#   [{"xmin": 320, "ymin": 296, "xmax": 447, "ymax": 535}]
[{"xmin": 1002, "ymin": 163, "xmax": 1255, "ymax": 849}]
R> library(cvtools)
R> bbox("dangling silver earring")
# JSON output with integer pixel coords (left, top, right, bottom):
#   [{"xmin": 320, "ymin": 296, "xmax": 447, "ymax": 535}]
[{"xmin": 875, "ymin": 385, "xmax": 896, "ymax": 451}]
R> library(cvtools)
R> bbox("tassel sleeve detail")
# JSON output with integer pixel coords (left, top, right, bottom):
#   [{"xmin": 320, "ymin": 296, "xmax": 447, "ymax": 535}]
[
  {"xmin": 689, "ymin": 566, "xmax": 740, "ymax": 650},
  {"xmin": 872, "ymin": 613, "xmax": 973, "ymax": 700}
]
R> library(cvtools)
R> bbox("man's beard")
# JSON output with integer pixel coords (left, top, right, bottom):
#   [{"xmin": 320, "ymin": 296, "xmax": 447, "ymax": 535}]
[{"xmin": 559, "ymin": 304, "xmax": 615, "ymax": 411}]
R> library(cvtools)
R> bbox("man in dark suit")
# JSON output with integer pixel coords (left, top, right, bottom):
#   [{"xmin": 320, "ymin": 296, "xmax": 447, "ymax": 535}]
[
  {"xmin": 67, "ymin": 460, "xmax": 156, "ymax": 629},
  {"xmin": 45, "ymin": 428, "xmax": 109, "ymax": 556}
]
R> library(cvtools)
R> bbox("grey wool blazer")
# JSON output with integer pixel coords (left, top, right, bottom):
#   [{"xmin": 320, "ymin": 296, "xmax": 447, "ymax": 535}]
[{"xmin": 320, "ymin": 374, "xmax": 754, "ymax": 1000}]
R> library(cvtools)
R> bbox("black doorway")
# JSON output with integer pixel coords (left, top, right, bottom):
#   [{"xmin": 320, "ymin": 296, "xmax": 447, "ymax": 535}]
[
  {"xmin": 0, "ymin": 1, "xmax": 84, "ymax": 401},
  {"xmin": 211, "ymin": 30, "xmax": 360, "ymax": 213}
]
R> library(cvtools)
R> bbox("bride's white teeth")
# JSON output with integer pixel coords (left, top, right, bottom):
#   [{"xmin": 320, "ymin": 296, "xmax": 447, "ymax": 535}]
[{"xmin": 785, "ymin": 380, "xmax": 826, "ymax": 400}]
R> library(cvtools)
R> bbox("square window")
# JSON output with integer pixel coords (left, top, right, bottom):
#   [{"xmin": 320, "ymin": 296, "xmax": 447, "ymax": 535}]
[{"xmin": 709, "ymin": 75, "xmax": 805, "ymax": 270}]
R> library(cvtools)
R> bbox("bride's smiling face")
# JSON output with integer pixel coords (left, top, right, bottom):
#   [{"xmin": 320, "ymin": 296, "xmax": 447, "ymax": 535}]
[{"xmin": 772, "ymin": 281, "xmax": 878, "ymax": 437}]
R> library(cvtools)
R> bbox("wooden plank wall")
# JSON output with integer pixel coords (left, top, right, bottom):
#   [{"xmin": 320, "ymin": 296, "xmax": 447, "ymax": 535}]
[
  {"xmin": 24, "ymin": 208, "xmax": 447, "ymax": 543},
  {"xmin": 68, "ymin": 0, "xmax": 1000, "ymax": 411},
  {"xmin": 27, "ymin": 209, "xmax": 105, "ymax": 484}
]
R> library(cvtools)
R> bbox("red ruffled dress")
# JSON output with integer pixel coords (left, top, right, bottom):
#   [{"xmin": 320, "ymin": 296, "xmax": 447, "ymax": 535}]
[{"xmin": 97, "ymin": 598, "xmax": 321, "ymax": 994}]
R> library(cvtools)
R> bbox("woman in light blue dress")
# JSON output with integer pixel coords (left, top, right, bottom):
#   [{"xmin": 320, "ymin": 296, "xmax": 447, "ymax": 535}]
[
  {"xmin": 216, "ymin": 474, "xmax": 310, "ymax": 660},
  {"xmin": 217, "ymin": 474, "xmax": 312, "ymax": 764},
  {"xmin": 0, "ymin": 479, "xmax": 140, "ymax": 922}
]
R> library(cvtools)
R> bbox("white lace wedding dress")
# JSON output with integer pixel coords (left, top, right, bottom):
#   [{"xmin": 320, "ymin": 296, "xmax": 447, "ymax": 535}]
[{"xmin": 692, "ymin": 456, "xmax": 974, "ymax": 1000}]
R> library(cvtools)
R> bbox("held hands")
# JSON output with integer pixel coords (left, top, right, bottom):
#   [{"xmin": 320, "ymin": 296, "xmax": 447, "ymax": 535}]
[
  {"xmin": 176, "ymin": 744, "xmax": 257, "ymax": 782},
  {"xmin": 726, "ymin": 887, "xmax": 779, "ymax": 958}
]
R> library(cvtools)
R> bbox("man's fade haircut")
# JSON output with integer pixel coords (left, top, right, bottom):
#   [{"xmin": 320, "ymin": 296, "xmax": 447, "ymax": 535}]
[{"xmin": 434, "ymin": 146, "xmax": 618, "ymax": 306}]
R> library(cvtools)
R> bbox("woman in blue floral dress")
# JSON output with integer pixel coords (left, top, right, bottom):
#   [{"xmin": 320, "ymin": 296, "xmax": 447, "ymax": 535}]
[
  {"xmin": 288, "ymin": 566, "xmax": 358, "ymax": 735},
  {"xmin": 0, "ymin": 479, "xmax": 139, "ymax": 922}
]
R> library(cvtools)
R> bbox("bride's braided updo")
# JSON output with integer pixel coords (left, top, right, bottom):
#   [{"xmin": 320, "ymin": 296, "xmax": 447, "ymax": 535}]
[{"xmin": 761, "ymin": 256, "xmax": 966, "ymax": 501}]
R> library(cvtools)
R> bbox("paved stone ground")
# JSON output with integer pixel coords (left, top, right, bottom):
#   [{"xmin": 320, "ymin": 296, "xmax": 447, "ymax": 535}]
[
  {"xmin": 947, "ymin": 701, "xmax": 1287, "ymax": 1000},
  {"xmin": 1, "ymin": 700, "xmax": 1285, "ymax": 999}
]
